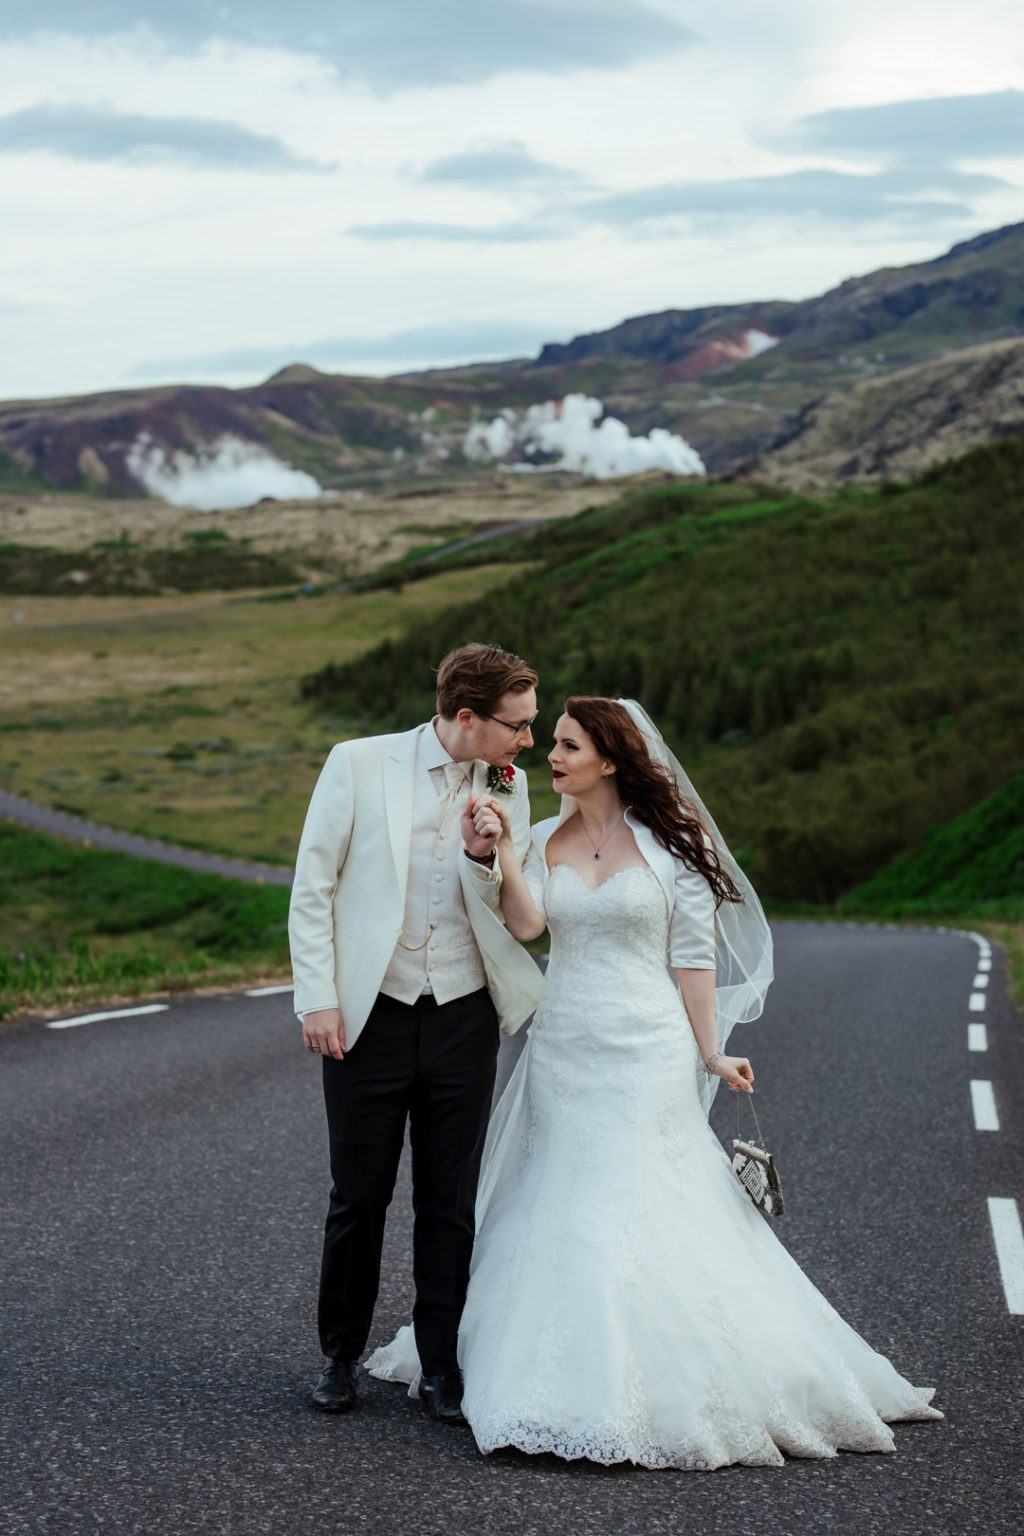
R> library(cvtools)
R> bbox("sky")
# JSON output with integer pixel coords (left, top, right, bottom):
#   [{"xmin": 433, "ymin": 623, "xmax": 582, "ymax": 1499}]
[{"xmin": 1, "ymin": 0, "xmax": 1022, "ymax": 401}]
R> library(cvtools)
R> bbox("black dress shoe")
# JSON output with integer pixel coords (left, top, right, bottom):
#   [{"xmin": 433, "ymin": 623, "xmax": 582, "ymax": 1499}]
[
  {"xmin": 310, "ymin": 1358, "xmax": 360, "ymax": 1412},
  {"xmin": 418, "ymin": 1369, "xmax": 468, "ymax": 1427}
]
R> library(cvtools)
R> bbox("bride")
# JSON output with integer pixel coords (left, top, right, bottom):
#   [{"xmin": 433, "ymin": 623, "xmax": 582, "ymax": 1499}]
[{"xmin": 368, "ymin": 696, "xmax": 941, "ymax": 1469}]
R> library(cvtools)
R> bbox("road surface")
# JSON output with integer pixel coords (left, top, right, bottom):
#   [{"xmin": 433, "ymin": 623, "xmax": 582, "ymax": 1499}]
[{"xmin": 1, "ymin": 922, "xmax": 1021, "ymax": 1535}]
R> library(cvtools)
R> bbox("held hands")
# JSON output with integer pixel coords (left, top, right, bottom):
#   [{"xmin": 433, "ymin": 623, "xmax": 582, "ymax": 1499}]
[
  {"xmin": 303, "ymin": 1007, "xmax": 346, "ymax": 1060},
  {"xmin": 706, "ymin": 1051, "xmax": 755, "ymax": 1093},
  {"xmin": 462, "ymin": 793, "xmax": 511, "ymax": 858}
]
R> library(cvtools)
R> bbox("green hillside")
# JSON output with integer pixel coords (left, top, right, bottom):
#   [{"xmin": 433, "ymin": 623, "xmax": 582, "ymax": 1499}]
[
  {"xmin": 301, "ymin": 436, "xmax": 1024, "ymax": 905},
  {"xmin": 839, "ymin": 773, "xmax": 1024, "ymax": 919}
]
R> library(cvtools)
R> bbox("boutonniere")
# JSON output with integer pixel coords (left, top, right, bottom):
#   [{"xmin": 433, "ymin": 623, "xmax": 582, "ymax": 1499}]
[{"xmin": 487, "ymin": 764, "xmax": 517, "ymax": 796}]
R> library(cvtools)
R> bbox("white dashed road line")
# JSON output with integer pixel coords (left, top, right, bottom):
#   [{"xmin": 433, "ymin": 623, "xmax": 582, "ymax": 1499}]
[
  {"xmin": 47, "ymin": 1003, "xmax": 169, "ymax": 1031},
  {"xmin": 987, "ymin": 1199, "xmax": 1024, "ymax": 1315},
  {"xmin": 244, "ymin": 984, "xmax": 294, "ymax": 997},
  {"xmin": 965, "ymin": 933, "xmax": 1023, "ymax": 1317},
  {"xmin": 970, "ymin": 1080, "xmax": 1000, "ymax": 1132}
]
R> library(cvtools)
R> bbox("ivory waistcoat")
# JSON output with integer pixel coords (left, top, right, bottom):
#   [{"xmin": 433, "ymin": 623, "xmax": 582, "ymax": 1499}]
[{"xmin": 379, "ymin": 732, "xmax": 487, "ymax": 1005}]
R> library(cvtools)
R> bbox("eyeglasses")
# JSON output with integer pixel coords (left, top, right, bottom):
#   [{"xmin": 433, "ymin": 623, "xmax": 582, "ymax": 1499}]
[{"xmin": 480, "ymin": 710, "xmax": 538, "ymax": 737}]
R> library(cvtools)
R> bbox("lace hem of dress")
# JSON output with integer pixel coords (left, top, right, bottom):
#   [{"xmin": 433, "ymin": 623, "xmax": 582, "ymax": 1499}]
[
  {"xmin": 470, "ymin": 1387, "xmax": 940, "ymax": 1471},
  {"xmin": 364, "ymin": 1325, "xmax": 421, "ymax": 1397}
]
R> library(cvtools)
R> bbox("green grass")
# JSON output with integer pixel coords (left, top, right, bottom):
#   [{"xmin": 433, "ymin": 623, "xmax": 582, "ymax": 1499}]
[
  {"xmin": 0, "ymin": 534, "xmax": 306, "ymax": 594},
  {"xmin": 839, "ymin": 772, "xmax": 1024, "ymax": 917},
  {"xmin": 835, "ymin": 773, "xmax": 1024, "ymax": 1005},
  {"xmin": 0, "ymin": 822, "xmax": 291, "ymax": 1021}
]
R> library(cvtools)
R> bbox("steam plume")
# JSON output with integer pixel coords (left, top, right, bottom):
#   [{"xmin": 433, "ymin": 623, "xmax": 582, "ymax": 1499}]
[
  {"xmin": 463, "ymin": 394, "xmax": 704, "ymax": 478},
  {"xmin": 127, "ymin": 434, "xmax": 322, "ymax": 510}
]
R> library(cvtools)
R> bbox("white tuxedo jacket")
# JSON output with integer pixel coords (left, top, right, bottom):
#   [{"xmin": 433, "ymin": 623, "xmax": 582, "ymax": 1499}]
[{"xmin": 287, "ymin": 723, "xmax": 544, "ymax": 1049}]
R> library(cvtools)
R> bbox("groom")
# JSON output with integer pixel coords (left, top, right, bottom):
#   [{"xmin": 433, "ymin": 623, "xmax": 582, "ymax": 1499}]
[{"xmin": 288, "ymin": 643, "xmax": 543, "ymax": 1424}]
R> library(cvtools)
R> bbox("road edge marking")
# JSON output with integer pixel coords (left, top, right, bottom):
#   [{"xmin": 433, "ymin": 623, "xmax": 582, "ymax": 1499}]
[
  {"xmin": 987, "ymin": 1198, "xmax": 1024, "ymax": 1315},
  {"xmin": 47, "ymin": 1003, "xmax": 170, "ymax": 1030}
]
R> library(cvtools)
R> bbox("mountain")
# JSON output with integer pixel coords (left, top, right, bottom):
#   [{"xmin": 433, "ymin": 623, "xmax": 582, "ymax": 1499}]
[
  {"xmin": 756, "ymin": 336, "xmax": 1024, "ymax": 487},
  {"xmin": 540, "ymin": 220, "xmax": 1024, "ymax": 368},
  {"xmin": 1, "ymin": 221, "xmax": 1023, "ymax": 496}
]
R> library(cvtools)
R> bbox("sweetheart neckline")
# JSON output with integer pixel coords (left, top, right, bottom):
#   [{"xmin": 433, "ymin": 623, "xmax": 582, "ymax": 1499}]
[{"xmin": 547, "ymin": 862, "xmax": 656, "ymax": 894}]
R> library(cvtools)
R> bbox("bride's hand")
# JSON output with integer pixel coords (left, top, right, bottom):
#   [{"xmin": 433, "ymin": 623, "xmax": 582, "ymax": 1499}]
[{"xmin": 710, "ymin": 1054, "xmax": 754, "ymax": 1093}]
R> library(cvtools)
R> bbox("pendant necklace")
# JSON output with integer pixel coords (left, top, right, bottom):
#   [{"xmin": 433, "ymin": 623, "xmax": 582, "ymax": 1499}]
[{"xmin": 581, "ymin": 813, "xmax": 625, "ymax": 860}]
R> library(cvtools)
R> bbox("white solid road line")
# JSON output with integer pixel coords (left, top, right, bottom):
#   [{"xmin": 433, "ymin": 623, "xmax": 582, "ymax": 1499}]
[
  {"xmin": 969, "ymin": 992, "xmax": 987, "ymax": 1011},
  {"xmin": 987, "ymin": 1198, "xmax": 1024, "ymax": 1315},
  {"xmin": 970, "ymin": 1080, "xmax": 1000, "ymax": 1132},
  {"xmin": 968, "ymin": 1024, "xmax": 988, "ymax": 1052},
  {"xmin": 244, "ymin": 984, "xmax": 294, "ymax": 997},
  {"xmin": 47, "ymin": 1003, "xmax": 169, "ymax": 1030}
]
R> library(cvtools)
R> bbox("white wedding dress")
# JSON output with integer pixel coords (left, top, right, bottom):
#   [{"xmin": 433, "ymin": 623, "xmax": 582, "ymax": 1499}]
[{"xmin": 367, "ymin": 861, "xmax": 941, "ymax": 1470}]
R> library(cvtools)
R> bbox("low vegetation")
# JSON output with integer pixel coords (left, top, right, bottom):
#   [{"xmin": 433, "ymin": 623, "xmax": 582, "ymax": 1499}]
[
  {"xmin": 0, "ymin": 823, "xmax": 290, "ymax": 1021},
  {"xmin": 0, "ymin": 530, "xmax": 305, "ymax": 594},
  {"xmin": 839, "ymin": 773, "xmax": 1024, "ymax": 1005}
]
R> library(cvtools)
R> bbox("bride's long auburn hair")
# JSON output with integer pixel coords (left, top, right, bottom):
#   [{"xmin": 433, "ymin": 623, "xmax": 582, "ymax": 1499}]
[{"xmin": 563, "ymin": 697, "xmax": 743, "ymax": 908}]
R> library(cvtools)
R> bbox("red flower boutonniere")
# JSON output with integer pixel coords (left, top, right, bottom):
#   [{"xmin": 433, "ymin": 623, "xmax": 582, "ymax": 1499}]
[{"xmin": 487, "ymin": 764, "xmax": 517, "ymax": 796}]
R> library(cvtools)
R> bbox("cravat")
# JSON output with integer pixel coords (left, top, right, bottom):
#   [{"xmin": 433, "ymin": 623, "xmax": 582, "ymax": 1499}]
[{"xmin": 441, "ymin": 760, "xmax": 470, "ymax": 808}]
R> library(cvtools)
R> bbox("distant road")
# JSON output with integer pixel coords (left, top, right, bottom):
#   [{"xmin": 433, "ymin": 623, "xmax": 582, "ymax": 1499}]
[
  {"xmin": 0, "ymin": 787, "xmax": 291, "ymax": 885},
  {"xmin": 419, "ymin": 517, "xmax": 543, "ymax": 561},
  {"xmin": 324, "ymin": 517, "xmax": 544, "ymax": 593},
  {"xmin": 1, "ymin": 923, "xmax": 1022, "ymax": 1534}
]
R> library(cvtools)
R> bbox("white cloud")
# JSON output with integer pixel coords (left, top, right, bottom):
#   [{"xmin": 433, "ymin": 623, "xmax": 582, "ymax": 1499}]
[
  {"xmin": 464, "ymin": 394, "xmax": 705, "ymax": 478},
  {"xmin": 0, "ymin": 2, "xmax": 1021, "ymax": 399},
  {"xmin": 126, "ymin": 434, "xmax": 321, "ymax": 510},
  {"xmin": 1, "ymin": 2, "xmax": 696, "ymax": 90},
  {"xmin": 0, "ymin": 101, "xmax": 331, "ymax": 171}
]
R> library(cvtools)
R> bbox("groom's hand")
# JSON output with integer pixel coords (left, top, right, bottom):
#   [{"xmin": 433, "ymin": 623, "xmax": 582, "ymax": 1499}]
[
  {"xmin": 303, "ymin": 1007, "xmax": 346, "ymax": 1060},
  {"xmin": 462, "ymin": 793, "xmax": 503, "ymax": 859}
]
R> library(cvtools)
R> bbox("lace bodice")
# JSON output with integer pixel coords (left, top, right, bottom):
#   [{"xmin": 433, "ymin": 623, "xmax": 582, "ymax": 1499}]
[
  {"xmin": 531, "ymin": 863, "xmax": 691, "ymax": 1059},
  {"xmin": 545, "ymin": 861, "xmax": 670, "ymax": 975}
]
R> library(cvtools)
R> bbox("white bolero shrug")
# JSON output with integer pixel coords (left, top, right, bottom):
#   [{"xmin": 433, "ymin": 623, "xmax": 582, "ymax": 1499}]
[{"xmin": 523, "ymin": 810, "xmax": 717, "ymax": 972}]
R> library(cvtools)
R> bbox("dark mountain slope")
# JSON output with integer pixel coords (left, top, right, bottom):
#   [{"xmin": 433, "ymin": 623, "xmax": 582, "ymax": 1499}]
[{"xmin": 539, "ymin": 220, "xmax": 1024, "ymax": 368}]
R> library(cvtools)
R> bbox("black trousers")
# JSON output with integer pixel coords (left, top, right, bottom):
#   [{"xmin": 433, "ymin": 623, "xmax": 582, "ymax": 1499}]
[{"xmin": 317, "ymin": 987, "xmax": 499, "ymax": 1376}]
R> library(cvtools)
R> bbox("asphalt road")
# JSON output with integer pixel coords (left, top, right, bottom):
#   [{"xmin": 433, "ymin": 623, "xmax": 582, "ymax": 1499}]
[
  {"xmin": 1, "ymin": 923, "xmax": 1022, "ymax": 1536},
  {"xmin": 0, "ymin": 789, "xmax": 292, "ymax": 886}
]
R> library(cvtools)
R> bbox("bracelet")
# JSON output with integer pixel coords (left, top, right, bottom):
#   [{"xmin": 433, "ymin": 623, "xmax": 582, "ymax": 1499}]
[
  {"xmin": 465, "ymin": 848, "xmax": 496, "ymax": 867},
  {"xmin": 704, "ymin": 1050, "xmax": 724, "ymax": 1077}
]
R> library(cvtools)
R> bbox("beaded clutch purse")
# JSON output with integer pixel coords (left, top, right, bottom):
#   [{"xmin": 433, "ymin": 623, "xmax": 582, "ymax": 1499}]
[{"xmin": 731, "ymin": 1093, "xmax": 784, "ymax": 1218}]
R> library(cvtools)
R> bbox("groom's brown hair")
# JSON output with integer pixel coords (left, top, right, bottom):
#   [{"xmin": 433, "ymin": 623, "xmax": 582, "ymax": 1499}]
[{"xmin": 436, "ymin": 643, "xmax": 538, "ymax": 719}]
